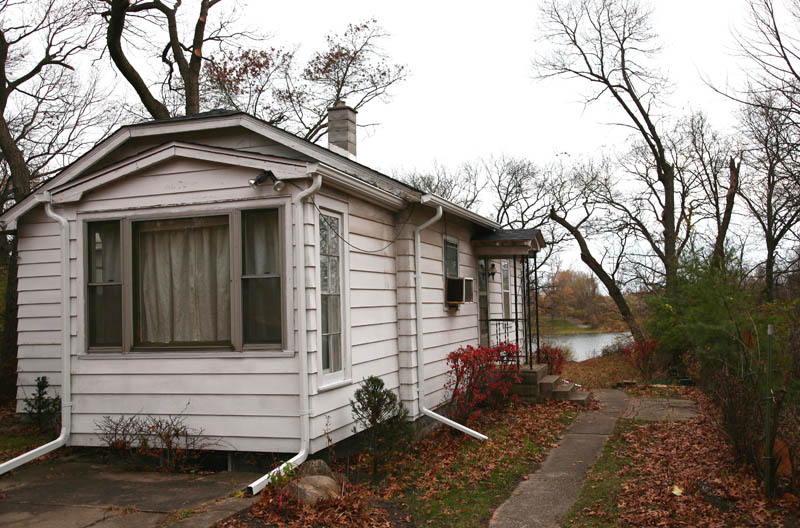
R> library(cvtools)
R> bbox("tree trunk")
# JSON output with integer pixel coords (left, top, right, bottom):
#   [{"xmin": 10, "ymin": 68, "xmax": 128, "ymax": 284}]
[
  {"xmin": 0, "ymin": 116, "xmax": 32, "ymax": 196},
  {"xmin": 0, "ymin": 116, "xmax": 30, "ymax": 405},
  {"xmin": 0, "ymin": 235, "xmax": 18, "ymax": 404},
  {"xmin": 107, "ymin": 0, "xmax": 171, "ymax": 120},
  {"xmin": 661, "ymin": 163, "xmax": 678, "ymax": 297},
  {"xmin": 765, "ymin": 239, "xmax": 776, "ymax": 302},
  {"xmin": 550, "ymin": 209, "xmax": 646, "ymax": 343},
  {"xmin": 711, "ymin": 158, "xmax": 740, "ymax": 271}
]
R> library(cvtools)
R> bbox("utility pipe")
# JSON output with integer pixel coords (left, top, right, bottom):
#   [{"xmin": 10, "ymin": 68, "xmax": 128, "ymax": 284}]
[
  {"xmin": 247, "ymin": 173, "xmax": 322, "ymax": 495},
  {"xmin": 0, "ymin": 193, "xmax": 72, "ymax": 476},
  {"xmin": 414, "ymin": 197, "xmax": 487, "ymax": 441}
]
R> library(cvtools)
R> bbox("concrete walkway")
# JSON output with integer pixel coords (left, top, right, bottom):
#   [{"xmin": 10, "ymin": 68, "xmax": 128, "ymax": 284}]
[
  {"xmin": 490, "ymin": 389, "xmax": 629, "ymax": 528},
  {"xmin": 622, "ymin": 397, "xmax": 699, "ymax": 421},
  {"xmin": 0, "ymin": 456, "xmax": 260, "ymax": 527}
]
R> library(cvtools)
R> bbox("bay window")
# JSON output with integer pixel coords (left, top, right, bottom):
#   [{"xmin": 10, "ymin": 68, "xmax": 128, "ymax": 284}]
[{"xmin": 86, "ymin": 207, "xmax": 285, "ymax": 352}]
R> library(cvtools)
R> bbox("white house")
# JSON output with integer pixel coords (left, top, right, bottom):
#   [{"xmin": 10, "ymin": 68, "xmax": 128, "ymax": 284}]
[{"xmin": 0, "ymin": 107, "xmax": 543, "ymax": 491}]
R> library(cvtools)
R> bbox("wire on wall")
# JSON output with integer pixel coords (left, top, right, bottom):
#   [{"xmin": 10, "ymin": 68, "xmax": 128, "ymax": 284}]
[{"xmin": 311, "ymin": 196, "xmax": 419, "ymax": 254}]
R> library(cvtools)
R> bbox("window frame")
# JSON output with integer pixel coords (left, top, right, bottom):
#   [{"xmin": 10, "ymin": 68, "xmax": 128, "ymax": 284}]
[
  {"xmin": 502, "ymin": 259, "xmax": 511, "ymax": 319},
  {"xmin": 79, "ymin": 201, "xmax": 293, "ymax": 357},
  {"xmin": 314, "ymin": 195, "xmax": 351, "ymax": 391},
  {"xmin": 443, "ymin": 236, "xmax": 459, "ymax": 279},
  {"xmin": 442, "ymin": 235, "xmax": 460, "ymax": 311}
]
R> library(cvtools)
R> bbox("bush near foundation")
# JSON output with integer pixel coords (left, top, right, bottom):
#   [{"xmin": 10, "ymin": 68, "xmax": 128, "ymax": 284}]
[
  {"xmin": 445, "ymin": 342, "xmax": 521, "ymax": 423},
  {"xmin": 540, "ymin": 345, "xmax": 567, "ymax": 375}
]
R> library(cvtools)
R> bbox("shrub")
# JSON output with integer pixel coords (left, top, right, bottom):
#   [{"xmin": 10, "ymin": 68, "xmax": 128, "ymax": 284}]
[
  {"xmin": 601, "ymin": 335, "xmax": 633, "ymax": 357},
  {"xmin": 23, "ymin": 376, "xmax": 61, "ymax": 433},
  {"xmin": 95, "ymin": 412, "xmax": 219, "ymax": 472},
  {"xmin": 540, "ymin": 345, "xmax": 566, "ymax": 375},
  {"xmin": 647, "ymin": 256, "xmax": 800, "ymax": 494},
  {"xmin": 444, "ymin": 342, "xmax": 521, "ymax": 423},
  {"xmin": 350, "ymin": 376, "xmax": 412, "ymax": 475},
  {"xmin": 623, "ymin": 339, "xmax": 660, "ymax": 383}
]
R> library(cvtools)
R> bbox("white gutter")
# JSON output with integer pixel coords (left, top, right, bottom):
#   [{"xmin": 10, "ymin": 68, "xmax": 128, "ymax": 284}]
[
  {"xmin": 414, "ymin": 196, "xmax": 488, "ymax": 441},
  {"xmin": 421, "ymin": 194, "xmax": 500, "ymax": 231},
  {"xmin": 0, "ymin": 192, "xmax": 72, "ymax": 475},
  {"xmin": 247, "ymin": 173, "xmax": 322, "ymax": 495}
]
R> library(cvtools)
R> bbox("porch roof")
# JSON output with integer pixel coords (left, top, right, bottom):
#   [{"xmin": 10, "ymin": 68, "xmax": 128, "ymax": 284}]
[{"xmin": 471, "ymin": 228, "xmax": 546, "ymax": 257}]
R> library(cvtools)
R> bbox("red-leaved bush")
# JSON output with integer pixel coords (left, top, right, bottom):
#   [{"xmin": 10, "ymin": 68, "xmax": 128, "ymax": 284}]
[
  {"xmin": 444, "ymin": 342, "xmax": 522, "ymax": 423},
  {"xmin": 540, "ymin": 345, "xmax": 566, "ymax": 375},
  {"xmin": 624, "ymin": 339, "xmax": 659, "ymax": 382}
]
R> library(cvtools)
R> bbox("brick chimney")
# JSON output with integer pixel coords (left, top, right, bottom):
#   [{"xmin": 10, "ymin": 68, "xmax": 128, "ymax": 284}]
[{"xmin": 327, "ymin": 101, "xmax": 357, "ymax": 158}]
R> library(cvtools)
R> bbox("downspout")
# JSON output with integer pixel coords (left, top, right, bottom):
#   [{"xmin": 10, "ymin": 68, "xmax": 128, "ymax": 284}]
[
  {"xmin": 247, "ymin": 173, "xmax": 322, "ymax": 495},
  {"xmin": 0, "ymin": 192, "xmax": 72, "ymax": 476},
  {"xmin": 414, "ymin": 196, "xmax": 487, "ymax": 441}
]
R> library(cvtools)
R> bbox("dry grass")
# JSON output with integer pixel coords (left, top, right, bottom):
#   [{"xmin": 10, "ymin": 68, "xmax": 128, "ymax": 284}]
[{"xmin": 561, "ymin": 354, "xmax": 640, "ymax": 389}]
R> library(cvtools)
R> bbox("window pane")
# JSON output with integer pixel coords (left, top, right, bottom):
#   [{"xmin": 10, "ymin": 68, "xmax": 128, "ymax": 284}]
[
  {"xmin": 320, "ymin": 255, "xmax": 329, "ymax": 292},
  {"xmin": 445, "ymin": 241, "xmax": 458, "ymax": 277},
  {"xmin": 327, "ymin": 216, "xmax": 339, "ymax": 254},
  {"xmin": 328, "ymin": 257, "xmax": 339, "ymax": 294},
  {"xmin": 242, "ymin": 209, "xmax": 280, "ymax": 275},
  {"xmin": 321, "ymin": 294, "xmax": 329, "ymax": 334},
  {"xmin": 321, "ymin": 335, "xmax": 330, "ymax": 370},
  {"xmin": 325, "ymin": 294, "xmax": 340, "ymax": 333},
  {"xmin": 88, "ymin": 222, "xmax": 120, "ymax": 283},
  {"xmin": 88, "ymin": 284, "xmax": 122, "ymax": 347},
  {"xmin": 242, "ymin": 277, "xmax": 281, "ymax": 344},
  {"xmin": 502, "ymin": 260, "xmax": 509, "ymax": 289},
  {"xmin": 135, "ymin": 216, "xmax": 231, "ymax": 346},
  {"xmin": 329, "ymin": 334, "xmax": 341, "ymax": 372},
  {"xmin": 320, "ymin": 216, "xmax": 329, "ymax": 254},
  {"xmin": 478, "ymin": 259, "xmax": 487, "ymax": 293}
]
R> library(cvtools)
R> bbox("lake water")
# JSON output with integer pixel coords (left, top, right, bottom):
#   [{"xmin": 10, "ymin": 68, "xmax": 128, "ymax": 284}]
[{"xmin": 538, "ymin": 332, "xmax": 631, "ymax": 362}]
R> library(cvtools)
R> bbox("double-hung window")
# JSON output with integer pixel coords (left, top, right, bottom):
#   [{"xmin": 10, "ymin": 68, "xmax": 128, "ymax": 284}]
[
  {"xmin": 86, "ymin": 208, "xmax": 284, "ymax": 352},
  {"xmin": 502, "ymin": 259, "xmax": 511, "ymax": 318},
  {"xmin": 444, "ymin": 239, "xmax": 459, "ymax": 278},
  {"xmin": 319, "ymin": 212, "xmax": 343, "ymax": 374},
  {"xmin": 87, "ymin": 222, "xmax": 122, "ymax": 348}
]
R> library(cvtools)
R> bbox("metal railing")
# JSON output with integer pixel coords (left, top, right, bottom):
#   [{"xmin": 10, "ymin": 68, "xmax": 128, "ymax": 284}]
[{"xmin": 480, "ymin": 317, "xmax": 526, "ymax": 368}]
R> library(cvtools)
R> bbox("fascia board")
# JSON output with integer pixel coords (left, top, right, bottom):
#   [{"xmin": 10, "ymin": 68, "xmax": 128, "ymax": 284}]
[
  {"xmin": 315, "ymin": 164, "xmax": 406, "ymax": 211},
  {"xmin": 421, "ymin": 194, "xmax": 500, "ymax": 230}
]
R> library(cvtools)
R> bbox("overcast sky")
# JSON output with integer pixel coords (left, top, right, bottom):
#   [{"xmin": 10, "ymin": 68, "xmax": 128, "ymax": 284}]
[{"xmin": 248, "ymin": 0, "xmax": 751, "ymax": 174}]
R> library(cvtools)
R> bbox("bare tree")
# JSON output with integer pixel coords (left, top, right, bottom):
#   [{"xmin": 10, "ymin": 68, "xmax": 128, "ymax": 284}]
[
  {"xmin": 736, "ymin": 0, "xmax": 800, "ymax": 126},
  {"xmin": 536, "ymin": 0, "xmax": 682, "ymax": 297},
  {"xmin": 204, "ymin": 19, "xmax": 406, "ymax": 142},
  {"xmin": 675, "ymin": 112, "xmax": 740, "ymax": 270},
  {"xmin": 399, "ymin": 160, "xmax": 484, "ymax": 210},
  {"xmin": 547, "ymin": 160, "xmax": 646, "ymax": 342},
  {"xmin": 0, "ymin": 0, "xmax": 109, "ymax": 402},
  {"xmin": 739, "ymin": 91, "xmax": 800, "ymax": 301},
  {"xmin": 99, "ymin": 0, "xmax": 243, "ymax": 118}
]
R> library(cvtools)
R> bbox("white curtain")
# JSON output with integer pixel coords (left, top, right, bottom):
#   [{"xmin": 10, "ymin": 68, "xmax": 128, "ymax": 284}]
[
  {"xmin": 243, "ymin": 209, "xmax": 280, "ymax": 275},
  {"xmin": 137, "ymin": 217, "xmax": 230, "ymax": 345}
]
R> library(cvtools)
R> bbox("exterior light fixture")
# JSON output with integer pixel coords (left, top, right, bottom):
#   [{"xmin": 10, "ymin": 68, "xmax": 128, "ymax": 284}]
[
  {"xmin": 489, "ymin": 262, "xmax": 497, "ymax": 279},
  {"xmin": 249, "ymin": 170, "xmax": 285, "ymax": 192}
]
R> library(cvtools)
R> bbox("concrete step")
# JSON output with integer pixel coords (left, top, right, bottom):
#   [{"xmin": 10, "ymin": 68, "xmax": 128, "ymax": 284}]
[
  {"xmin": 519, "ymin": 364, "xmax": 548, "ymax": 384},
  {"xmin": 511, "ymin": 382, "xmax": 539, "ymax": 398},
  {"xmin": 568, "ymin": 391, "xmax": 592, "ymax": 407},
  {"xmin": 552, "ymin": 382, "xmax": 576, "ymax": 400},
  {"xmin": 539, "ymin": 374, "xmax": 560, "ymax": 391}
]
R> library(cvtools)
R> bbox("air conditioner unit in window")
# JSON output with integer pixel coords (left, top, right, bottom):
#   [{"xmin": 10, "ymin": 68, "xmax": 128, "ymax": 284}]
[{"xmin": 446, "ymin": 277, "xmax": 474, "ymax": 305}]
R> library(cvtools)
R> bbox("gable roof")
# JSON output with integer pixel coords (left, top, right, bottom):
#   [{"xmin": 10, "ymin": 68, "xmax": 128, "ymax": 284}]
[{"xmin": 0, "ymin": 110, "xmax": 499, "ymax": 231}]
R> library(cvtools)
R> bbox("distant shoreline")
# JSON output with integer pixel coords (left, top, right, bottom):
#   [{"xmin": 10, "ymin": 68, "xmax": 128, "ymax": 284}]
[{"xmin": 536, "ymin": 317, "xmax": 626, "ymax": 336}]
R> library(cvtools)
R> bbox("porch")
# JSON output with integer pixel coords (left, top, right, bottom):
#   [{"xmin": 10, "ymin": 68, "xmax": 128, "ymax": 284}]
[{"xmin": 471, "ymin": 228, "xmax": 591, "ymax": 407}]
